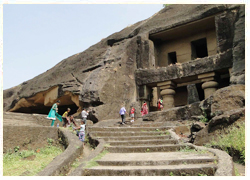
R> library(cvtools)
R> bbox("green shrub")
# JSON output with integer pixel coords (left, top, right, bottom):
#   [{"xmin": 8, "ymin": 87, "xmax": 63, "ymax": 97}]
[{"xmin": 206, "ymin": 121, "xmax": 245, "ymax": 163}]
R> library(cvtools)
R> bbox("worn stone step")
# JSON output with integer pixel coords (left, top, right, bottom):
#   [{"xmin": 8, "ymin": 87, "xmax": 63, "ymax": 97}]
[
  {"xmin": 96, "ymin": 152, "xmax": 217, "ymax": 166},
  {"xmin": 107, "ymin": 139, "xmax": 178, "ymax": 146},
  {"xmin": 90, "ymin": 131, "xmax": 170, "ymax": 137},
  {"xmin": 106, "ymin": 144, "xmax": 190, "ymax": 153},
  {"xmin": 83, "ymin": 163, "xmax": 217, "ymax": 176},
  {"xmin": 88, "ymin": 126, "xmax": 172, "ymax": 132},
  {"xmin": 100, "ymin": 135, "xmax": 172, "ymax": 141},
  {"xmin": 131, "ymin": 122, "xmax": 167, "ymax": 127}
]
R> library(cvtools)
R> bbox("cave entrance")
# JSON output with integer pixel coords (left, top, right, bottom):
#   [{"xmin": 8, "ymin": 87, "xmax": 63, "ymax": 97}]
[{"xmin": 13, "ymin": 103, "xmax": 79, "ymax": 116}]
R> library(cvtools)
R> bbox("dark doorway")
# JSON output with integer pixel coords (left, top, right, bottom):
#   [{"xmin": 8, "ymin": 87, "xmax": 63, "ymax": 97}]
[
  {"xmin": 191, "ymin": 38, "xmax": 208, "ymax": 60},
  {"xmin": 196, "ymin": 83, "xmax": 205, "ymax": 101},
  {"xmin": 168, "ymin": 51, "xmax": 177, "ymax": 65}
]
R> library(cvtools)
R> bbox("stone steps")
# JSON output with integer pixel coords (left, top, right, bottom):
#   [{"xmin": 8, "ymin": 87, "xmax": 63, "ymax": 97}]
[
  {"xmin": 107, "ymin": 144, "xmax": 190, "ymax": 153},
  {"xmin": 88, "ymin": 126, "xmax": 171, "ymax": 132},
  {"xmin": 99, "ymin": 135, "xmax": 172, "ymax": 141},
  {"xmin": 83, "ymin": 122, "xmax": 218, "ymax": 176},
  {"xmin": 96, "ymin": 152, "xmax": 216, "ymax": 166},
  {"xmin": 83, "ymin": 164, "xmax": 217, "ymax": 176},
  {"xmin": 107, "ymin": 139, "xmax": 178, "ymax": 146},
  {"xmin": 91, "ymin": 131, "xmax": 169, "ymax": 137}
]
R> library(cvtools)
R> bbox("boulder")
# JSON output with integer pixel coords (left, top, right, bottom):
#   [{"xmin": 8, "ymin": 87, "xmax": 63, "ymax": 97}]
[
  {"xmin": 143, "ymin": 102, "xmax": 202, "ymax": 121},
  {"xmin": 200, "ymin": 84, "xmax": 245, "ymax": 118},
  {"xmin": 191, "ymin": 122, "xmax": 206, "ymax": 131}
]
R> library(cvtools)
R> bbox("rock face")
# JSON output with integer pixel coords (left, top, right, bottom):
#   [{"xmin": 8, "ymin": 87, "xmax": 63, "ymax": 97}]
[
  {"xmin": 3, "ymin": 4, "xmax": 245, "ymax": 123},
  {"xmin": 200, "ymin": 84, "xmax": 245, "ymax": 119},
  {"xmin": 193, "ymin": 108, "xmax": 245, "ymax": 146}
]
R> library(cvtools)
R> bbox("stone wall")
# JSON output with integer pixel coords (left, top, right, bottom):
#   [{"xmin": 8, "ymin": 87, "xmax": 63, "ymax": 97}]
[{"xmin": 3, "ymin": 126, "xmax": 60, "ymax": 153}]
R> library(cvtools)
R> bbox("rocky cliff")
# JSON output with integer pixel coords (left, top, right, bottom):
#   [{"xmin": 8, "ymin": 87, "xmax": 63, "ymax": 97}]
[{"xmin": 3, "ymin": 4, "xmax": 245, "ymax": 123}]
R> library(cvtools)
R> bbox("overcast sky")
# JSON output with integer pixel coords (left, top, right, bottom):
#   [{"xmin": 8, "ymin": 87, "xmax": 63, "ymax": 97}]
[{"xmin": 3, "ymin": 3, "xmax": 164, "ymax": 90}]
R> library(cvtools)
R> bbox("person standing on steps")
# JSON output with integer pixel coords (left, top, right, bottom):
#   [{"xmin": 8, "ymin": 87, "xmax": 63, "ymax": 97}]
[
  {"xmin": 81, "ymin": 108, "xmax": 89, "ymax": 125},
  {"xmin": 141, "ymin": 101, "xmax": 148, "ymax": 116},
  {"xmin": 157, "ymin": 98, "xmax": 163, "ymax": 111},
  {"xmin": 75, "ymin": 120, "xmax": 86, "ymax": 149},
  {"xmin": 119, "ymin": 104, "xmax": 128, "ymax": 125},
  {"xmin": 130, "ymin": 106, "xmax": 135, "ymax": 123},
  {"xmin": 47, "ymin": 100, "xmax": 62, "ymax": 127},
  {"xmin": 62, "ymin": 108, "xmax": 71, "ymax": 128}
]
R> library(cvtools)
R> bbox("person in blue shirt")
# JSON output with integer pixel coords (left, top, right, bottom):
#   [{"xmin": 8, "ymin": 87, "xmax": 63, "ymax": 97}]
[{"xmin": 119, "ymin": 105, "xmax": 129, "ymax": 125}]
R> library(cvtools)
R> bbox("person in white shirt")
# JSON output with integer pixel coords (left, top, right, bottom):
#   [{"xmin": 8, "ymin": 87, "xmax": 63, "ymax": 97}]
[
  {"xmin": 81, "ymin": 108, "xmax": 89, "ymax": 125},
  {"xmin": 75, "ymin": 120, "xmax": 85, "ymax": 149}
]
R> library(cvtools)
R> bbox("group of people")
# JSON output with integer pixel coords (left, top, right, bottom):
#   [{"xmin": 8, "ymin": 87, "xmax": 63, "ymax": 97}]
[
  {"xmin": 46, "ymin": 100, "xmax": 89, "ymax": 148},
  {"xmin": 46, "ymin": 98, "xmax": 163, "ymax": 145},
  {"xmin": 119, "ymin": 98, "xmax": 163, "ymax": 125}
]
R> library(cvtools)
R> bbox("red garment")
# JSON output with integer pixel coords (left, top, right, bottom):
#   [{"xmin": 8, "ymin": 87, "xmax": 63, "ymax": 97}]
[
  {"xmin": 130, "ymin": 108, "xmax": 135, "ymax": 114},
  {"xmin": 141, "ymin": 103, "xmax": 148, "ymax": 116},
  {"xmin": 157, "ymin": 102, "xmax": 161, "ymax": 110}
]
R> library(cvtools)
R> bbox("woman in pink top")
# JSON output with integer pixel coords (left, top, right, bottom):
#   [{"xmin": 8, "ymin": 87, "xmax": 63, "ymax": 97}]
[{"xmin": 141, "ymin": 102, "xmax": 148, "ymax": 116}]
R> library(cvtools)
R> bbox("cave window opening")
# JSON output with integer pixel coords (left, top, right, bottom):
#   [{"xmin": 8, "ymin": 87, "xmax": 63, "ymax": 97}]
[
  {"xmin": 191, "ymin": 38, "xmax": 208, "ymax": 60},
  {"xmin": 168, "ymin": 51, "xmax": 177, "ymax": 65}
]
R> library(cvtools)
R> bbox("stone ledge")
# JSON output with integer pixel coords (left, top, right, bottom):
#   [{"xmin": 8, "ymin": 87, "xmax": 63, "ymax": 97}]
[
  {"xmin": 135, "ymin": 50, "xmax": 232, "ymax": 86},
  {"xmin": 37, "ymin": 128, "xmax": 83, "ymax": 176},
  {"xmin": 168, "ymin": 129, "xmax": 234, "ymax": 176},
  {"xmin": 69, "ymin": 131, "xmax": 106, "ymax": 176},
  {"xmin": 143, "ymin": 102, "xmax": 202, "ymax": 121}
]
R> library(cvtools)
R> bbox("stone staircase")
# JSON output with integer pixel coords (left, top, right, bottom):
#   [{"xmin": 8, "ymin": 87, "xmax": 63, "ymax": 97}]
[{"xmin": 83, "ymin": 125, "xmax": 218, "ymax": 176}]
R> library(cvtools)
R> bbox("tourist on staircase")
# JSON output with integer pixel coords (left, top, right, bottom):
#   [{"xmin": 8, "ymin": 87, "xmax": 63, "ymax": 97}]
[
  {"xmin": 62, "ymin": 108, "xmax": 71, "ymax": 128},
  {"xmin": 130, "ymin": 106, "xmax": 135, "ymax": 123},
  {"xmin": 74, "ymin": 120, "xmax": 86, "ymax": 149},
  {"xmin": 46, "ymin": 100, "xmax": 62, "ymax": 127},
  {"xmin": 119, "ymin": 104, "xmax": 128, "ymax": 125},
  {"xmin": 157, "ymin": 98, "xmax": 163, "ymax": 111},
  {"xmin": 81, "ymin": 108, "xmax": 89, "ymax": 125},
  {"xmin": 141, "ymin": 101, "xmax": 148, "ymax": 116}
]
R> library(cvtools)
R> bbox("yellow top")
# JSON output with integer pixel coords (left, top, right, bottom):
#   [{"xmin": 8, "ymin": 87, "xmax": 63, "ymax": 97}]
[{"xmin": 62, "ymin": 111, "xmax": 68, "ymax": 117}]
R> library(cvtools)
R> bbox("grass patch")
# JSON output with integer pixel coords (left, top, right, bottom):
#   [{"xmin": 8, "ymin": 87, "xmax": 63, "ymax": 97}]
[
  {"xmin": 234, "ymin": 167, "xmax": 240, "ymax": 176},
  {"xmin": 205, "ymin": 121, "xmax": 245, "ymax": 163},
  {"xmin": 179, "ymin": 145, "xmax": 208, "ymax": 154},
  {"xmin": 71, "ymin": 158, "xmax": 81, "ymax": 169},
  {"xmin": 84, "ymin": 150, "xmax": 109, "ymax": 169},
  {"xmin": 3, "ymin": 145, "xmax": 63, "ymax": 176}
]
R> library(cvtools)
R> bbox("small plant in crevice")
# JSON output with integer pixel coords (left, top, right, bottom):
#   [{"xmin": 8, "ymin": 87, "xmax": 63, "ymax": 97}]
[
  {"xmin": 199, "ymin": 107, "xmax": 209, "ymax": 123},
  {"xmin": 47, "ymin": 138, "xmax": 54, "ymax": 146},
  {"xmin": 14, "ymin": 146, "xmax": 19, "ymax": 152},
  {"xmin": 234, "ymin": 167, "xmax": 240, "ymax": 176},
  {"xmin": 198, "ymin": 173, "xmax": 207, "ymax": 176},
  {"xmin": 169, "ymin": 172, "xmax": 174, "ymax": 176}
]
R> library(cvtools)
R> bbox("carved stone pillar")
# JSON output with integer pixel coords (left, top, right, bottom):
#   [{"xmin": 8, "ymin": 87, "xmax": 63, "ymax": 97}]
[
  {"xmin": 202, "ymin": 81, "xmax": 218, "ymax": 99},
  {"xmin": 158, "ymin": 81, "xmax": 176, "ymax": 110},
  {"xmin": 160, "ymin": 89, "xmax": 176, "ymax": 109}
]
